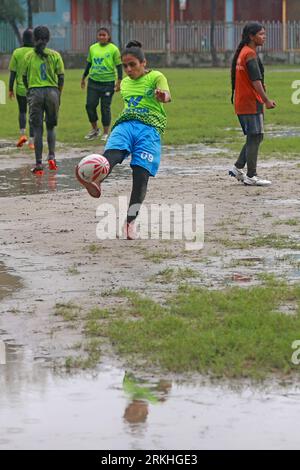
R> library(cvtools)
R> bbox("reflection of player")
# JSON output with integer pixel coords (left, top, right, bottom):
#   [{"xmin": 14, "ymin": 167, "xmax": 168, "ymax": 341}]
[
  {"xmin": 122, "ymin": 372, "xmax": 172, "ymax": 425},
  {"xmin": 48, "ymin": 173, "xmax": 57, "ymax": 192},
  {"xmin": 124, "ymin": 400, "xmax": 149, "ymax": 424}
]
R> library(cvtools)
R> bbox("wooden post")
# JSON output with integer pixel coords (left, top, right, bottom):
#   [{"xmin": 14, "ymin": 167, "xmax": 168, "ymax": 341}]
[{"xmin": 282, "ymin": 0, "xmax": 287, "ymax": 51}]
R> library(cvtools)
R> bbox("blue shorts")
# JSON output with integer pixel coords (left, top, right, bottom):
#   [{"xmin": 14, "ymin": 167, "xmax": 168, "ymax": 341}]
[{"xmin": 104, "ymin": 120, "xmax": 161, "ymax": 176}]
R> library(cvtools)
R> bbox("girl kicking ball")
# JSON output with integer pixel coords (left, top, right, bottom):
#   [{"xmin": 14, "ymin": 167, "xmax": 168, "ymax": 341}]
[
  {"xmin": 76, "ymin": 40, "xmax": 171, "ymax": 240},
  {"xmin": 229, "ymin": 22, "xmax": 276, "ymax": 186}
]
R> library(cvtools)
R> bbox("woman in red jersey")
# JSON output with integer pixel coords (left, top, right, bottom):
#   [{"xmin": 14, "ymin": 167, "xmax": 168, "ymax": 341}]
[{"xmin": 229, "ymin": 22, "xmax": 276, "ymax": 186}]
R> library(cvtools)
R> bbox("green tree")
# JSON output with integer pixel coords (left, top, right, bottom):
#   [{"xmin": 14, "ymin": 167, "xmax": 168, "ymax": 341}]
[{"xmin": 0, "ymin": 0, "xmax": 25, "ymax": 45}]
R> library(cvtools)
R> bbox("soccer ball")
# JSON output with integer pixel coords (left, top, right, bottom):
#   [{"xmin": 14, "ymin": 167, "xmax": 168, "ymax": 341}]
[{"xmin": 76, "ymin": 154, "xmax": 110, "ymax": 184}]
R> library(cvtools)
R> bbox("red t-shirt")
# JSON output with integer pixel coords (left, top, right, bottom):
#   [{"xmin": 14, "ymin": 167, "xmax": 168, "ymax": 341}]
[{"xmin": 234, "ymin": 45, "xmax": 264, "ymax": 115}]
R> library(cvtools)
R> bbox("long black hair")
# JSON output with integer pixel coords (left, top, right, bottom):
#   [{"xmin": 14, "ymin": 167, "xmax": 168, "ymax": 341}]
[
  {"xmin": 22, "ymin": 28, "xmax": 34, "ymax": 47},
  {"xmin": 33, "ymin": 26, "xmax": 50, "ymax": 59},
  {"xmin": 121, "ymin": 40, "xmax": 145, "ymax": 62},
  {"xmin": 231, "ymin": 22, "xmax": 265, "ymax": 104}
]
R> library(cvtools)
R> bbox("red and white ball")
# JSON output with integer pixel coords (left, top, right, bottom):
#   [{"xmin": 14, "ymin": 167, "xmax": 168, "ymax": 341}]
[{"xmin": 76, "ymin": 154, "xmax": 110, "ymax": 184}]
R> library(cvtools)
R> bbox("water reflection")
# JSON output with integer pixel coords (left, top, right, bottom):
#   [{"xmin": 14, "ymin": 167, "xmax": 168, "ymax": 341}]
[
  {"xmin": 0, "ymin": 262, "xmax": 22, "ymax": 301},
  {"xmin": 122, "ymin": 372, "xmax": 172, "ymax": 425},
  {"xmin": 0, "ymin": 337, "xmax": 300, "ymax": 449}
]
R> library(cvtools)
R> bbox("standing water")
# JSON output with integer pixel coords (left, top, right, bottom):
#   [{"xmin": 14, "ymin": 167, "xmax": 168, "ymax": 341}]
[{"xmin": 0, "ymin": 336, "xmax": 299, "ymax": 450}]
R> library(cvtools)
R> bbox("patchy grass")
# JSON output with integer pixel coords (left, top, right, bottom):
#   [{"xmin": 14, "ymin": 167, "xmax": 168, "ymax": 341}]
[
  {"xmin": 143, "ymin": 249, "xmax": 178, "ymax": 264},
  {"xmin": 105, "ymin": 280, "xmax": 300, "ymax": 380},
  {"xmin": 67, "ymin": 265, "xmax": 80, "ymax": 275},
  {"xmin": 210, "ymin": 234, "xmax": 300, "ymax": 250},
  {"xmin": 274, "ymin": 218, "xmax": 300, "ymax": 226},
  {"xmin": 65, "ymin": 339, "xmax": 101, "ymax": 370},
  {"xmin": 54, "ymin": 302, "xmax": 81, "ymax": 322},
  {"xmin": 88, "ymin": 244, "xmax": 103, "ymax": 253},
  {"xmin": 151, "ymin": 267, "xmax": 199, "ymax": 284}
]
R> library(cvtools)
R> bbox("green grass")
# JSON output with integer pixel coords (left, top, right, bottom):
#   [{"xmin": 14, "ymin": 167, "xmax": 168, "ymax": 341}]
[
  {"xmin": 1, "ymin": 67, "xmax": 300, "ymax": 153},
  {"xmin": 151, "ymin": 267, "xmax": 199, "ymax": 283},
  {"xmin": 105, "ymin": 280, "xmax": 300, "ymax": 380}
]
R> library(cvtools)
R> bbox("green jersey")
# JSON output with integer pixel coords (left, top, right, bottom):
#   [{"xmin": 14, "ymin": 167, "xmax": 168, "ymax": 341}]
[
  {"xmin": 23, "ymin": 48, "xmax": 65, "ymax": 89},
  {"xmin": 87, "ymin": 42, "xmax": 122, "ymax": 82},
  {"xmin": 114, "ymin": 70, "xmax": 170, "ymax": 134},
  {"xmin": 9, "ymin": 47, "xmax": 33, "ymax": 96}
]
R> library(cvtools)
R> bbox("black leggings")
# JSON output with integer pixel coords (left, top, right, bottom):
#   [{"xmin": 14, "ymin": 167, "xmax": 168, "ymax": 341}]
[
  {"xmin": 16, "ymin": 95, "xmax": 34, "ymax": 137},
  {"xmin": 103, "ymin": 149, "xmax": 150, "ymax": 223},
  {"xmin": 235, "ymin": 134, "xmax": 264, "ymax": 178}
]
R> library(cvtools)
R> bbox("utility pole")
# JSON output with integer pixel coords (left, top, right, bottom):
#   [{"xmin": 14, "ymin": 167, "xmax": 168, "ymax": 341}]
[
  {"xmin": 27, "ymin": 0, "xmax": 33, "ymax": 29},
  {"xmin": 166, "ymin": 0, "xmax": 171, "ymax": 66},
  {"xmin": 210, "ymin": 0, "xmax": 219, "ymax": 66},
  {"xmin": 118, "ymin": 0, "xmax": 123, "ymax": 48}
]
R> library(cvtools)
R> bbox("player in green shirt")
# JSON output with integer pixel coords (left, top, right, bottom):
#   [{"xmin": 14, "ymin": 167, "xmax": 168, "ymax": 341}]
[
  {"xmin": 23, "ymin": 26, "xmax": 65, "ymax": 175},
  {"xmin": 76, "ymin": 40, "xmax": 171, "ymax": 240},
  {"xmin": 9, "ymin": 29, "xmax": 34, "ymax": 149},
  {"xmin": 81, "ymin": 27, "xmax": 122, "ymax": 142}
]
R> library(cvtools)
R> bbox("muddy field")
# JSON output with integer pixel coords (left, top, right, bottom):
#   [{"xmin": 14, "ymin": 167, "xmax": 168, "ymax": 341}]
[{"xmin": 0, "ymin": 143, "xmax": 300, "ymax": 364}]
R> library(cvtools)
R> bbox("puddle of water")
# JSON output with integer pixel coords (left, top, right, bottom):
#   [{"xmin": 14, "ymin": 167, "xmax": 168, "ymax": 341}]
[
  {"xmin": 225, "ymin": 126, "xmax": 300, "ymax": 138},
  {"xmin": 0, "ymin": 141, "xmax": 15, "ymax": 150},
  {"xmin": 0, "ymin": 143, "xmax": 228, "ymax": 198},
  {"xmin": 0, "ymin": 262, "xmax": 22, "ymax": 301},
  {"xmin": 0, "ymin": 336, "xmax": 299, "ymax": 450},
  {"xmin": 0, "ymin": 157, "xmax": 131, "ymax": 198},
  {"xmin": 264, "ymin": 199, "xmax": 300, "ymax": 206},
  {"xmin": 163, "ymin": 144, "xmax": 226, "ymax": 157}
]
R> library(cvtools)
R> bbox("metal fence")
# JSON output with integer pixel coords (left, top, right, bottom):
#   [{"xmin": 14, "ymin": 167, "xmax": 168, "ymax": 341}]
[
  {"xmin": 0, "ymin": 22, "xmax": 18, "ymax": 53},
  {"xmin": 1, "ymin": 21, "xmax": 300, "ymax": 54}
]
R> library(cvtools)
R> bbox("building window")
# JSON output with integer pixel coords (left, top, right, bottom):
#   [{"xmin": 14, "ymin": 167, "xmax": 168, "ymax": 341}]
[{"xmin": 32, "ymin": 0, "xmax": 56, "ymax": 13}]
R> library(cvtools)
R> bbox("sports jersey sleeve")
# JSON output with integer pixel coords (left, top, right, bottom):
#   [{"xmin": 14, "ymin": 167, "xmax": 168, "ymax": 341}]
[
  {"xmin": 87, "ymin": 47, "xmax": 92, "ymax": 64},
  {"xmin": 9, "ymin": 52, "xmax": 17, "ymax": 72},
  {"xmin": 113, "ymin": 47, "xmax": 122, "ymax": 66},
  {"xmin": 155, "ymin": 73, "xmax": 170, "ymax": 92},
  {"xmin": 245, "ymin": 50, "xmax": 262, "ymax": 82},
  {"xmin": 246, "ymin": 58, "xmax": 262, "ymax": 82},
  {"xmin": 55, "ymin": 54, "xmax": 65, "ymax": 75}
]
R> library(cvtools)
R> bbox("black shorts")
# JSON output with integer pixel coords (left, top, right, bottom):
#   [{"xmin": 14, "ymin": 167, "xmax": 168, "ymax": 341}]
[{"xmin": 238, "ymin": 113, "xmax": 264, "ymax": 135}]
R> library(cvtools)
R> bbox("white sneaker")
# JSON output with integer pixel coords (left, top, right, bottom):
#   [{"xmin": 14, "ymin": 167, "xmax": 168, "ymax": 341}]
[
  {"xmin": 84, "ymin": 128, "xmax": 100, "ymax": 140},
  {"xmin": 244, "ymin": 175, "xmax": 272, "ymax": 186},
  {"xmin": 229, "ymin": 165, "xmax": 246, "ymax": 182},
  {"xmin": 101, "ymin": 133, "xmax": 109, "ymax": 142}
]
